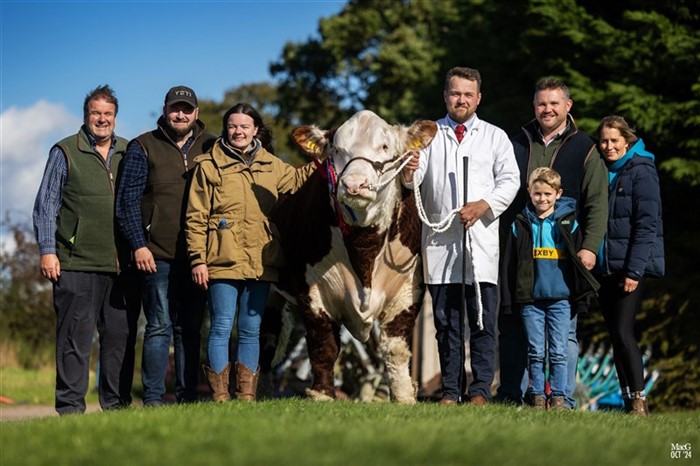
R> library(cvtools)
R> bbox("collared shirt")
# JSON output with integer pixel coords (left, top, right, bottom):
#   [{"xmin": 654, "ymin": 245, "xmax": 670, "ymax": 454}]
[
  {"xmin": 446, "ymin": 115, "xmax": 477, "ymax": 137},
  {"xmin": 32, "ymin": 130, "xmax": 117, "ymax": 255},
  {"xmin": 539, "ymin": 122, "xmax": 570, "ymax": 147},
  {"xmin": 115, "ymin": 134, "xmax": 195, "ymax": 251}
]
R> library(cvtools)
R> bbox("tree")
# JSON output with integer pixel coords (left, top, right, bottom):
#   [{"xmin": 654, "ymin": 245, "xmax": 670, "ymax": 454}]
[
  {"xmin": 0, "ymin": 212, "xmax": 55, "ymax": 368},
  {"xmin": 271, "ymin": 0, "xmax": 700, "ymax": 184}
]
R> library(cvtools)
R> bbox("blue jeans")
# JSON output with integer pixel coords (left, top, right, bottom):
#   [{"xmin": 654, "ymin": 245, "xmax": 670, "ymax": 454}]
[
  {"xmin": 566, "ymin": 314, "xmax": 579, "ymax": 408},
  {"xmin": 207, "ymin": 280, "xmax": 270, "ymax": 373},
  {"xmin": 497, "ymin": 309, "xmax": 578, "ymax": 406},
  {"xmin": 521, "ymin": 299, "xmax": 570, "ymax": 398},
  {"xmin": 141, "ymin": 260, "xmax": 205, "ymax": 405}
]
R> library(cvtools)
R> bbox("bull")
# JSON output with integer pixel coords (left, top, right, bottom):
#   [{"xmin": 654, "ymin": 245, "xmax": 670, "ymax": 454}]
[{"xmin": 269, "ymin": 110, "xmax": 437, "ymax": 403}]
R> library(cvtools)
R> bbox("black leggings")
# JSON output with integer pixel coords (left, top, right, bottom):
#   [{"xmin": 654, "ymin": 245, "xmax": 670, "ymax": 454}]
[{"xmin": 599, "ymin": 274, "xmax": 647, "ymax": 393}]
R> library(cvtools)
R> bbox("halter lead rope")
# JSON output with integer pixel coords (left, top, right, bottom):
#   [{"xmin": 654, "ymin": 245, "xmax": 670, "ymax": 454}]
[
  {"xmin": 326, "ymin": 149, "xmax": 485, "ymax": 330},
  {"xmin": 407, "ymin": 153, "xmax": 485, "ymax": 331}
]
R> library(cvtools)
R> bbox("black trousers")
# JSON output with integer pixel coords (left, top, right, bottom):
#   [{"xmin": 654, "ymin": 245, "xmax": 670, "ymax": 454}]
[
  {"xmin": 429, "ymin": 283, "xmax": 498, "ymax": 401},
  {"xmin": 53, "ymin": 270, "xmax": 139, "ymax": 414},
  {"xmin": 599, "ymin": 274, "xmax": 647, "ymax": 393}
]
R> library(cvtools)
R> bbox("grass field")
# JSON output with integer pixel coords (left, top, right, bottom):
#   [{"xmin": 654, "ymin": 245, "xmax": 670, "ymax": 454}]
[
  {"xmin": 0, "ymin": 366, "xmax": 100, "ymax": 405},
  {"xmin": 2, "ymin": 399, "xmax": 698, "ymax": 466}
]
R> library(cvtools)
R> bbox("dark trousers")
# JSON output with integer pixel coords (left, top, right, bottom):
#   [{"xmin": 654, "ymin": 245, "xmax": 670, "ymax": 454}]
[
  {"xmin": 119, "ymin": 268, "xmax": 142, "ymax": 404},
  {"xmin": 53, "ymin": 270, "xmax": 138, "ymax": 415},
  {"xmin": 599, "ymin": 275, "xmax": 647, "ymax": 393},
  {"xmin": 495, "ymin": 311, "xmax": 529, "ymax": 404},
  {"xmin": 429, "ymin": 283, "xmax": 498, "ymax": 401}
]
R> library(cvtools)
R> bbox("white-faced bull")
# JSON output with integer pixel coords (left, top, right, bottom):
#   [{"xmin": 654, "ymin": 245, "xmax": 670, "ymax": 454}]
[{"xmin": 268, "ymin": 110, "xmax": 437, "ymax": 403}]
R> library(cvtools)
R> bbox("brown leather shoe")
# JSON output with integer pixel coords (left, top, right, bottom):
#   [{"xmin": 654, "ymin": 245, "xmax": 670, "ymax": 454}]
[
  {"xmin": 469, "ymin": 395, "xmax": 488, "ymax": 406},
  {"xmin": 438, "ymin": 398, "xmax": 457, "ymax": 406}
]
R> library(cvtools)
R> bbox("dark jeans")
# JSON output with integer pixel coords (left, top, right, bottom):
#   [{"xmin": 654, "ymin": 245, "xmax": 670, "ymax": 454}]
[
  {"xmin": 53, "ymin": 271, "xmax": 137, "ymax": 415},
  {"xmin": 429, "ymin": 283, "xmax": 498, "ymax": 401},
  {"xmin": 141, "ymin": 260, "xmax": 205, "ymax": 405}
]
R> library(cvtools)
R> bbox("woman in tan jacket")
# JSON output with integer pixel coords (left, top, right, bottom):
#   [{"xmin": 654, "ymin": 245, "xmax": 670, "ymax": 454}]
[{"xmin": 186, "ymin": 103, "xmax": 316, "ymax": 402}]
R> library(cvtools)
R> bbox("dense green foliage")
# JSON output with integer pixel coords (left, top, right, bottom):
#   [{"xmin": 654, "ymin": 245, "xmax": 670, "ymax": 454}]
[
  {"xmin": 271, "ymin": 0, "xmax": 700, "ymax": 185},
  {"xmin": 2, "ymin": 400, "xmax": 699, "ymax": 466}
]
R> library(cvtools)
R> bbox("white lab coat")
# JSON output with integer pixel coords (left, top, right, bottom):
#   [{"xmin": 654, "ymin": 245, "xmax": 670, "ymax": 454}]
[{"xmin": 404, "ymin": 115, "xmax": 520, "ymax": 285}]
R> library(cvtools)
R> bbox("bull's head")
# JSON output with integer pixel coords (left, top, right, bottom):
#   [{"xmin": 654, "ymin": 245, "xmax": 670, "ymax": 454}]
[{"xmin": 293, "ymin": 110, "xmax": 437, "ymax": 231}]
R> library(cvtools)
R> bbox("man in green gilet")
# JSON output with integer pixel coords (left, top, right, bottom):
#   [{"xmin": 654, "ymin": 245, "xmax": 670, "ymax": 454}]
[
  {"xmin": 33, "ymin": 85, "xmax": 139, "ymax": 415},
  {"xmin": 116, "ymin": 86, "xmax": 216, "ymax": 405}
]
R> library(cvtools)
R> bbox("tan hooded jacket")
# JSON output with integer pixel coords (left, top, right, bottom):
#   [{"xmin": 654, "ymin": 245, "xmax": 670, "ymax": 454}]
[{"xmin": 185, "ymin": 138, "xmax": 317, "ymax": 282}]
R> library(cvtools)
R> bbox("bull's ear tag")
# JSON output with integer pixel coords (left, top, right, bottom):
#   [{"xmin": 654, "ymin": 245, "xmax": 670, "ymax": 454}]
[
  {"xmin": 306, "ymin": 140, "xmax": 318, "ymax": 152},
  {"xmin": 409, "ymin": 139, "xmax": 422, "ymax": 149}
]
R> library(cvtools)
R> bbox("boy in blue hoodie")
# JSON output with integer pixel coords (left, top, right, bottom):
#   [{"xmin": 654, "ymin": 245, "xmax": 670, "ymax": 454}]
[{"xmin": 501, "ymin": 167, "xmax": 599, "ymax": 410}]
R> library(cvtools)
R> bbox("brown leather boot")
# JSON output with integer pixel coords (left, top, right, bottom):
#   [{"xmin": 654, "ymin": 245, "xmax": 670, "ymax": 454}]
[
  {"xmin": 203, "ymin": 363, "xmax": 231, "ymax": 403},
  {"xmin": 235, "ymin": 362, "xmax": 259, "ymax": 402},
  {"xmin": 629, "ymin": 392, "xmax": 649, "ymax": 417},
  {"xmin": 530, "ymin": 395, "xmax": 547, "ymax": 410},
  {"xmin": 549, "ymin": 396, "xmax": 567, "ymax": 411}
]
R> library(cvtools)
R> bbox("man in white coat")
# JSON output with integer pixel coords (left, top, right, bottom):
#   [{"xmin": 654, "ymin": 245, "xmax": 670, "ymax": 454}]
[{"xmin": 402, "ymin": 66, "xmax": 519, "ymax": 405}]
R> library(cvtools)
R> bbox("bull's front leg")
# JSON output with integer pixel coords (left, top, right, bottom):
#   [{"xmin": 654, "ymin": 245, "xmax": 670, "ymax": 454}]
[
  {"xmin": 299, "ymin": 299, "xmax": 341, "ymax": 401},
  {"xmin": 381, "ymin": 304, "xmax": 421, "ymax": 404}
]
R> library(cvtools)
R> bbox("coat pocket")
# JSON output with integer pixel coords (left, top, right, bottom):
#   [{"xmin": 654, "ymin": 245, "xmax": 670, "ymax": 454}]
[
  {"xmin": 206, "ymin": 227, "xmax": 238, "ymax": 267},
  {"xmin": 56, "ymin": 210, "xmax": 80, "ymax": 255}
]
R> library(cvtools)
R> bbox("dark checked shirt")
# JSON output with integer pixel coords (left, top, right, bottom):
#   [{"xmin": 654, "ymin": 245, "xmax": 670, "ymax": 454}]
[
  {"xmin": 115, "ymin": 136, "xmax": 195, "ymax": 252},
  {"xmin": 32, "ymin": 133, "xmax": 117, "ymax": 255}
]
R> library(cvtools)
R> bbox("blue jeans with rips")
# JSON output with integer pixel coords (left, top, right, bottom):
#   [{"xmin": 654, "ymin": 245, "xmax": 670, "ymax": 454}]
[
  {"xmin": 521, "ymin": 299, "xmax": 570, "ymax": 398},
  {"xmin": 140, "ymin": 260, "xmax": 205, "ymax": 405},
  {"xmin": 207, "ymin": 280, "xmax": 270, "ymax": 373}
]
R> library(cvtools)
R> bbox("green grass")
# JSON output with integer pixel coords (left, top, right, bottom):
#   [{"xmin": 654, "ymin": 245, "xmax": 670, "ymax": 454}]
[
  {"xmin": 0, "ymin": 366, "xmax": 99, "ymax": 405},
  {"xmin": 2, "ymin": 399, "xmax": 698, "ymax": 466}
]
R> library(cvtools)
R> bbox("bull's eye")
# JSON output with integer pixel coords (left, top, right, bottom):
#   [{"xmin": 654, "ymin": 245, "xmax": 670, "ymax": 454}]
[{"xmin": 382, "ymin": 144, "xmax": 389, "ymax": 152}]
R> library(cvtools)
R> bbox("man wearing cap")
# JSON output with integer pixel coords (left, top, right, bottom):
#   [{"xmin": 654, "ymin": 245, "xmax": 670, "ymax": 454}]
[{"xmin": 116, "ymin": 86, "xmax": 216, "ymax": 405}]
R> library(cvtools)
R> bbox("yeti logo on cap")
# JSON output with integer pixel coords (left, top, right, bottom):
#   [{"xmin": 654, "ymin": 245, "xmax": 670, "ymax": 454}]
[{"xmin": 165, "ymin": 86, "xmax": 198, "ymax": 107}]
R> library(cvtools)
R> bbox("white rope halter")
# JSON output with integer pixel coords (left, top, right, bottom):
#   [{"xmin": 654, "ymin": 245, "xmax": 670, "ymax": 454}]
[{"xmin": 365, "ymin": 151, "xmax": 484, "ymax": 330}]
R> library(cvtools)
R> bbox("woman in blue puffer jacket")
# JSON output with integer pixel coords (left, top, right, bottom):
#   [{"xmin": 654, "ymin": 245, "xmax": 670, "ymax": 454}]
[{"xmin": 596, "ymin": 115, "xmax": 664, "ymax": 416}]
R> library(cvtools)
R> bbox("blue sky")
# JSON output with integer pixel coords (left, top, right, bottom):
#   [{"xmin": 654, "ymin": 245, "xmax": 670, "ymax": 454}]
[{"xmin": 0, "ymin": 0, "xmax": 344, "ymax": 239}]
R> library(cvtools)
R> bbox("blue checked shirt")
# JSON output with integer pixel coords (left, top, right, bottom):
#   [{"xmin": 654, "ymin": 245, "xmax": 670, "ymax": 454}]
[
  {"xmin": 115, "ymin": 135, "xmax": 196, "ymax": 252},
  {"xmin": 32, "ymin": 130, "xmax": 118, "ymax": 255}
]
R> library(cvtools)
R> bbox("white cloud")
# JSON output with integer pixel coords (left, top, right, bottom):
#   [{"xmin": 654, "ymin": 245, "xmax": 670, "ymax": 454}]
[{"xmin": 0, "ymin": 101, "xmax": 80, "ymax": 221}]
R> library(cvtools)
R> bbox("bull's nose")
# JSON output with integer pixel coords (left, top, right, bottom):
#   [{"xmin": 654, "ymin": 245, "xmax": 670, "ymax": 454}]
[{"xmin": 341, "ymin": 175, "xmax": 369, "ymax": 195}]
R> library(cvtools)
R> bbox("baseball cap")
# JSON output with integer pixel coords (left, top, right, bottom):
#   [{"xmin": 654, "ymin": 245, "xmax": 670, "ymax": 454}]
[{"xmin": 164, "ymin": 86, "xmax": 198, "ymax": 107}]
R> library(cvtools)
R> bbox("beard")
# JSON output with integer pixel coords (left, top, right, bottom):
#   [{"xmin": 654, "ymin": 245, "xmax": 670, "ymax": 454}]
[{"xmin": 167, "ymin": 119, "xmax": 197, "ymax": 138}]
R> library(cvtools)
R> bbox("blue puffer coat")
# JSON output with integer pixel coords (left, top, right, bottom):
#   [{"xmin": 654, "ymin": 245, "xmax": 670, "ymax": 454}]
[{"xmin": 597, "ymin": 139, "xmax": 665, "ymax": 279}]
